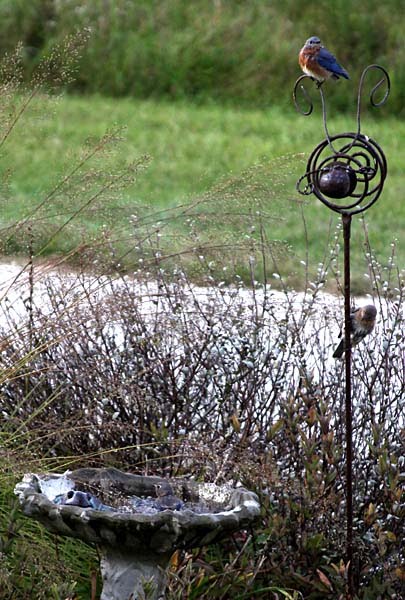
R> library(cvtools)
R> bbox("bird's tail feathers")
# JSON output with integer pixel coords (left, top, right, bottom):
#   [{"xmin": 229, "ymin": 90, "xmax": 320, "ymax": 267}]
[{"xmin": 333, "ymin": 340, "xmax": 345, "ymax": 359}]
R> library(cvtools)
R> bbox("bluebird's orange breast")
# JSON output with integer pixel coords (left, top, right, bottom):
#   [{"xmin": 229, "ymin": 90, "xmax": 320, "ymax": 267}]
[{"xmin": 299, "ymin": 47, "xmax": 331, "ymax": 82}]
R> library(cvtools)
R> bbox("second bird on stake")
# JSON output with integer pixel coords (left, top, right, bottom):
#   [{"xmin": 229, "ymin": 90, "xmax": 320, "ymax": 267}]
[{"xmin": 333, "ymin": 305, "xmax": 377, "ymax": 359}]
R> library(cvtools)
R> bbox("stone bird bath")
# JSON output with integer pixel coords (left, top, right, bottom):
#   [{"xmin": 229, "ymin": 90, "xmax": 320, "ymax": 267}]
[{"xmin": 15, "ymin": 467, "xmax": 260, "ymax": 600}]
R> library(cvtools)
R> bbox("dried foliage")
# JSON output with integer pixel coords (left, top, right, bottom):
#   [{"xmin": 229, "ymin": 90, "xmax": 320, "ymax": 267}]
[{"xmin": 1, "ymin": 239, "xmax": 403, "ymax": 598}]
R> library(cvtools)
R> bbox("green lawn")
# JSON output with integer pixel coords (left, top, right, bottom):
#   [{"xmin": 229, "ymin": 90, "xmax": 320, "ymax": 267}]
[{"xmin": 0, "ymin": 93, "xmax": 403, "ymax": 290}]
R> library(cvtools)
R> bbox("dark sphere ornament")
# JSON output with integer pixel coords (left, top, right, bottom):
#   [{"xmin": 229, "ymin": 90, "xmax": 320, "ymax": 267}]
[
  {"xmin": 294, "ymin": 64, "xmax": 389, "ymax": 215},
  {"xmin": 318, "ymin": 162, "xmax": 357, "ymax": 199},
  {"xmin": 296, "ymin": 133, "xmax": 387, "ymax": 215}
]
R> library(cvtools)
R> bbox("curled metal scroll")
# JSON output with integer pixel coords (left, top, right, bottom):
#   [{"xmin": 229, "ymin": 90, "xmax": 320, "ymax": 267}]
[
  {"xmin": 355, "ymin": 64, "xmax": 390, "ymax": 140},
  {"xmin": 293, "ymin": 65, "xmax": 390, "ymax": 214},
  {"xmin": 296, "ymin": 133, "xmax": 387, "ymax": 214},
  {"xmin": 293, "ymin": 74, "xmax": 337, "ymax": 153}
]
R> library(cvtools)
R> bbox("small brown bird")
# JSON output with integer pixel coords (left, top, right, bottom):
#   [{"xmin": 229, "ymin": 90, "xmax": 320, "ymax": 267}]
[
  {"xmin": 333, "ymin": 305, "xmax": 377, "ymax": 359},
  {"xmin": 154, "ymin": 482, "xmax": 184, "ymax": 511}
]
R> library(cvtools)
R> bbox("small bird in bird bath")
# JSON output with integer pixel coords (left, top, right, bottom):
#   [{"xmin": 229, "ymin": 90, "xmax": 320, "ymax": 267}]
[{"xmin": 154, "ymin": 482, "xmax": 184, "ymax": 511}]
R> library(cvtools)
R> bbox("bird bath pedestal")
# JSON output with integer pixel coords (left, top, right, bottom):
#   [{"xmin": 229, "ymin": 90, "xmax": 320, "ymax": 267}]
[{"xmin": 15, "ymin": 467, "xmax": 260, "ymax": 600}]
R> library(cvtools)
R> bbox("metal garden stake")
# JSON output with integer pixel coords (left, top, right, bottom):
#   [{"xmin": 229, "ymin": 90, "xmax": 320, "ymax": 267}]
[{"xmin": 293, "ymin": 64, "xmax": 390, "ymax": 598}]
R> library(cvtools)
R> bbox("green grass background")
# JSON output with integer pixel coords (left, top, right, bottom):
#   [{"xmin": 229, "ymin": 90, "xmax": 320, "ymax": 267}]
[
  {"xmin": 0, "ymin": 0, "xmax": 403, "ymax": 289},
  {"xmin": 1, "ymin": 93, "xmax": 403, "ymax": 290},
  {"xmin": 1, "ymin": 0, "xmax": 404, "ymax": 114}
]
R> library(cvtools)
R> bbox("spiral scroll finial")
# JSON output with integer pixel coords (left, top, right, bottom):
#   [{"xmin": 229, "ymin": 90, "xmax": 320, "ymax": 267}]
[{"xmin": 293, "ymin": 65, "xmax": 390, "ymax": 215}]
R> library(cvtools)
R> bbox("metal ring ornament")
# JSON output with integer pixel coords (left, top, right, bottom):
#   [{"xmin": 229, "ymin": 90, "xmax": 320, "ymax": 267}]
[
  {"xmin": 296, "ymin": 132, "xmax": 387, "ymax": 214},
  {"xmin": 294, "ymin": 65, "xmax": 390, "ymax": 215}
]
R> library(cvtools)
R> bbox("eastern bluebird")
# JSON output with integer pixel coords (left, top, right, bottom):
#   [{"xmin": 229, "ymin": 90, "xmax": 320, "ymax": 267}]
[
  {"xmin": 299, "ymin": 36, "xmax": 349, "ymax": 84},
  {"xmin": 333, "ymin": 304, "xmax": 377, "ymax": 359},
  {"xmin": 154, "ymin": 482, "xmax": 184, "ymax": 511}
]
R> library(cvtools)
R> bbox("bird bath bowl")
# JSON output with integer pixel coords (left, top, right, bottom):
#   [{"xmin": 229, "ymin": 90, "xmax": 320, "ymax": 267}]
[{"xmin": 15, "ymin": 467, "xmax": 260, "ymax": 600}]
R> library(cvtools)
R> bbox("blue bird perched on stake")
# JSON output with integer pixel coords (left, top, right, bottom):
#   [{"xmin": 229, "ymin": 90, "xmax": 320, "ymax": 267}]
[{"xmin": 299, "ymin": 36, "xmax": 350, "ymax": 84}]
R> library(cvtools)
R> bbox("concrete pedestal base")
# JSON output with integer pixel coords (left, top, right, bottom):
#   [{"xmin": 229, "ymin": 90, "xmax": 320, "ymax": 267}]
[
  {"xmin": 15, "ymin": 468, "xmax": 261, "ymax": 599},
  {"xmin": 99, "ymin": 547, "xmax": 171, "ymax": 600}
]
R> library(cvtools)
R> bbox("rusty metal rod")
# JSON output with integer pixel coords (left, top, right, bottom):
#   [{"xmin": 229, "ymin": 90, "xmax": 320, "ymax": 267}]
[
  {"xmin": 342, "ymin": 213, "xmax": 354, "ymax": 598},
  {"xmin": 293, "ymin": 65, "xmax": 390, "ymax": 598}
]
